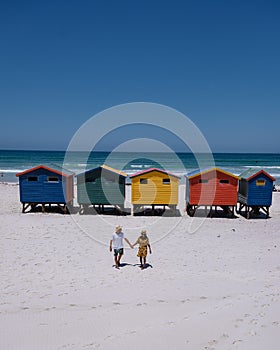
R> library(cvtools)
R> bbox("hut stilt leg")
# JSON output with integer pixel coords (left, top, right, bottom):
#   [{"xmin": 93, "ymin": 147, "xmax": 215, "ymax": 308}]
[
  {"xmin": 22, "ymin": 203, "xmax": 29, "ymax": 213},
  {"xmin": 246, "ymin": 206, "xmax": 250, "ymax": 219}
]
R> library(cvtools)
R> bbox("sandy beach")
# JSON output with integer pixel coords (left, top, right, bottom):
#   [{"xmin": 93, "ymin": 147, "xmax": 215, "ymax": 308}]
[{"xmin": 1, "ymin": 182, "xmax": 280, "ymax": 350}]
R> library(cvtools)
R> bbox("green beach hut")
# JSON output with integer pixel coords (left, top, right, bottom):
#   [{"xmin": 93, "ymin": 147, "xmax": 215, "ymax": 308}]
[{"xmin": 76, "ymin": 164, "xmax": 127, "ymax": 214}]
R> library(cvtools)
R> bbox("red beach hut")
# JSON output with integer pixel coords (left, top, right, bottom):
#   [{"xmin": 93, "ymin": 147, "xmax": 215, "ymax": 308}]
[{"xmin": 185, "ymin": 167, "xmax": 239, "ymax": 217}]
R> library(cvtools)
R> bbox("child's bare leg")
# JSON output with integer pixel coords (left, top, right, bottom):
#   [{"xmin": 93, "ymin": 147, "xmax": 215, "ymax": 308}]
[
  {"xmin": 117, "ymin": 253, "xmax": 123, "ymax": 267},
  {"xmin": 114, "ymin": 255, "xmax": 119, "ymax": 268},
  {"xmin": 140, "ymin": 257, "xmax": 143, "ymax": 268},
  {"xmin": 143, "ymin": 257, "xmax": 146, "ymax": 268}
]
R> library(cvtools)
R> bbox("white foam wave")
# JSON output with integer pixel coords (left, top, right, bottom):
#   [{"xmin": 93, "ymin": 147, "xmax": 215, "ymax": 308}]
[
  {"xmin": 0, "ymin": 169, "xmax": 23, "ymax": 173},
  {"xmin": 244, "ymin": 165, "xmax": 280, "ymax": 169}
]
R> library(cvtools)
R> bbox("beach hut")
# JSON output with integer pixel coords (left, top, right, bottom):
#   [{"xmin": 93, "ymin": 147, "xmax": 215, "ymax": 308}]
[
  {"xmin": 76, "ymin": 164, "xmax": 127, "ymax": 214},
  {"xmin": 185, "ymin": 167, "xmax": 239, "ymax": 217},
  {"xmin": 130, "ymin": 168, "xmax": 180, "ymax": 215},
  {"xmin": 16, "ymin": 165, "xmax": 74, "ymax": 213},
  {"xmin": 238, "ymin": 169, "xmax": 276, "ymax": 219}
]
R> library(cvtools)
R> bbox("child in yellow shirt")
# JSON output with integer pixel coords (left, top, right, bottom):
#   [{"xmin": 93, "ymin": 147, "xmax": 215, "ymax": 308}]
[{"xmin": 132, "ymin": 229, "xmax": 152, "ymax": 269}]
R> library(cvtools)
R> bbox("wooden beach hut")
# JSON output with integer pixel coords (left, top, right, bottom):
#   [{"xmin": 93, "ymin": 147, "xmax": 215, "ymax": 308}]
[
  {"xmin": 130, "ymin": 168, "xmax": 180, "ymax": 215},
  {"xmin": 76, "ymin": 164, "xmax": 127, "ymax": 214},
  {"xmin": 185, "ymin": 167, "xmax": 239, "ymax": 217},
  {"xmin": 16, "ymin": 165, "xmax": 74, "ymax": 213},
  {"xmin": 238, "ymin": 169, "xmax": 275, "ymax": 219}
]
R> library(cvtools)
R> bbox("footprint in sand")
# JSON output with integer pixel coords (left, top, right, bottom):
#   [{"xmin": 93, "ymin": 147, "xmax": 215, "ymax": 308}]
[
  {"xmin": 220, "ymin": 334, "xmax": 229, "ymax": 339},
  {"xmin": 236, "ymin": 318, "xmax": 244, "ymax": 323},
  {"xmin": 208, "ymin": 339, "xmax": 218, "ymax": 346},
  {"xmin": 249, "ymin": 330, "xmax": 257, "ymax": 336},
  {"xmin": 250, "ymin": 319, "xmax": 258, "ymax": 325},
  {"xmin": 234, "ymin": 318, "xmax": 243, "ymax": 328}
]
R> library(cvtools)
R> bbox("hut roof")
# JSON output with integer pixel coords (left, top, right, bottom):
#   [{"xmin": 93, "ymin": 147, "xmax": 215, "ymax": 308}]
[
  {"xmin": 185, "ymin": 167, "xmax": 239, "ymax": 180},
  {"xmin": 130, "ymin": 167, "xmax": 180, "ymax": 179},
  {"xmin": 16, "ymin": 164, "xmax": 74, "ymax": 177},
  {"xmin": 76, "ymin": 164, "xmax": 127, "ymax": 178},
  {"xmin": 239, "ymin": 168, "xmax": 276, "ymax": 181}
]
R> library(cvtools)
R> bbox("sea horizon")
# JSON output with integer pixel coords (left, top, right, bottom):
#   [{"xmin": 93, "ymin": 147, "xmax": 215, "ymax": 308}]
[
  {"xmin": 1, "ymin": 148, "xmax": 279, "ymax": 154},
  {"xmin": 0, "ymin": 149, "xmax": 279, "ymax": 184}
]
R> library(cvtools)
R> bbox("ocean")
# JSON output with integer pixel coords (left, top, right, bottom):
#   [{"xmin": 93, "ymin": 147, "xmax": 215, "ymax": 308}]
[{"xmin": 0, "ymin": 150, "xmax": 279, "ymax": 185}]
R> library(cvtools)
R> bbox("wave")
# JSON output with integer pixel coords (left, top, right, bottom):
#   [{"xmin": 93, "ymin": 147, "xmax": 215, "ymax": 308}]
[
  {"xmin": 0, "ymin": 169, "xmax": 23, "ymax": 173},
  {"xmin": 244, "ymin": 165, "xmax": 280, "ymax": 170},
  {"xmin": 130, "ymin": 165, "xmax": 143, "ymax": 168}
]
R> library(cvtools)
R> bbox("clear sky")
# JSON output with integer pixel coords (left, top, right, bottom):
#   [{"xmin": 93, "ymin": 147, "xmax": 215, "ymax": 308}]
[{"xmin": 0, "ymin": 0, "xmax": 279, "ymax": 152}]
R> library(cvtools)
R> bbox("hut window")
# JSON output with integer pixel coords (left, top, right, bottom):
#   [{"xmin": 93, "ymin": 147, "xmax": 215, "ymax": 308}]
[
  {"xmin": 86, "ymin": 178, "xmax": 96, "ymax": 184},
  {"xmin": 220, "ymin": 179, "xmax": 229, "ymax": 184},
  {"xmin": 140, "ymin": 178, "xmax": 148, "ymax": 184},
  {"xmin": 256, "ymin": 180, "xmax": 266, "ymax": 186},
  {"xmin": 199, "ymin": 179, "xmax": 208, "ymax": 184},
  {"xmin": 48, "ymin": 176, "xmax": 59, "ymax": 182},
  {"xmin": 162, "ymin": 178, "xmax": 170, "ymax": 185},
  {"xmin": 28, "ymin": 176, "xmax": 38, "ymax": 182}
]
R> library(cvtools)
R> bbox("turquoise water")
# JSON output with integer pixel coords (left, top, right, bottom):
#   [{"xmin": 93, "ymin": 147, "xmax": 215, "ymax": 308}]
[{"xmin": 0, "ymin": 150, "xmax": 279, "ymax": 184}]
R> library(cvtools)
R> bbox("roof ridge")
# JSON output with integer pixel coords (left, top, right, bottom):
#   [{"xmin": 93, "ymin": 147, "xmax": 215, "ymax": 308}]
[{"xmin": 130, "ymin": 167, "xmax": 180, "ymax": 179}]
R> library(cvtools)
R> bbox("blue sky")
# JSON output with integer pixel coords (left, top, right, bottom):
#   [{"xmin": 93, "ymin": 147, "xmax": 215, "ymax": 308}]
[{"xmin": 0, "ymin": 0, "xmax": 279, "ymax": 152}]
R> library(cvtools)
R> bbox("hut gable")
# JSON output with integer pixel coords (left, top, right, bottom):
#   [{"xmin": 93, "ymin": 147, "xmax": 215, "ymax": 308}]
[
  {"xmin": 16, "ymin": 165, "xmax": 74, "ymax": 204},
  {"xmin": 130, "ymin": 168, "xmax": 180, "ymax": 205},
  {"xmin": 238, "ymin": 169, "xmax": 275, "ymax": 206},
  {"xmin": 185, "ymin": 167, "xmax": 239, "ymax": 206},
  {"xmin": 76, "ymin": 164, "xmax": 127, "ymax": 205}
]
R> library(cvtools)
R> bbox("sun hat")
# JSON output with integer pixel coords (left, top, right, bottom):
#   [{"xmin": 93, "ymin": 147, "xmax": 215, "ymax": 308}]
[
  {"xmin": 141, "ymin": 229, "xmax": 147, "ymax": 234},
  {"xmin": 115, "ymin": 225, "xmax": 122, "ymax": 232}
]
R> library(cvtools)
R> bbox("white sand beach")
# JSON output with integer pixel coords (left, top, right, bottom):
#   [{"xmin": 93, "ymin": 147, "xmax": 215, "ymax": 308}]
[{"xmin": 1, "ymin": 183, "xmax": 280, "ymax": 350}]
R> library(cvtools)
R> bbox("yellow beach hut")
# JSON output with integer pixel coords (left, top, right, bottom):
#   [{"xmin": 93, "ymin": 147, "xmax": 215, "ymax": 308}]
[{"xmin": 130, "ymin": 168, "xmax": 180, "ymax": 215}]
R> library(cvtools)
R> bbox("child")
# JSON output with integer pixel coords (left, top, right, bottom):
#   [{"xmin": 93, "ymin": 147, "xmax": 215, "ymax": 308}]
[
  {"xmin": 132, "ymin": 229, "xmax": 152, "ymax": 269},
  {"xmin": 109, "ymin": 225, "xmax": 133, "ymax": 269}
]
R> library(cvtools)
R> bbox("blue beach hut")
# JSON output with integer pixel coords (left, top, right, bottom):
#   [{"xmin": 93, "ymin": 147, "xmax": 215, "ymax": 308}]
[
  {"xmin": 238, "ymin": 169, "xmax": 275, "ymax": 218},
  {"xmin": 16, "ymin": 165, "xmax": 74, "ymax": 213}
]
